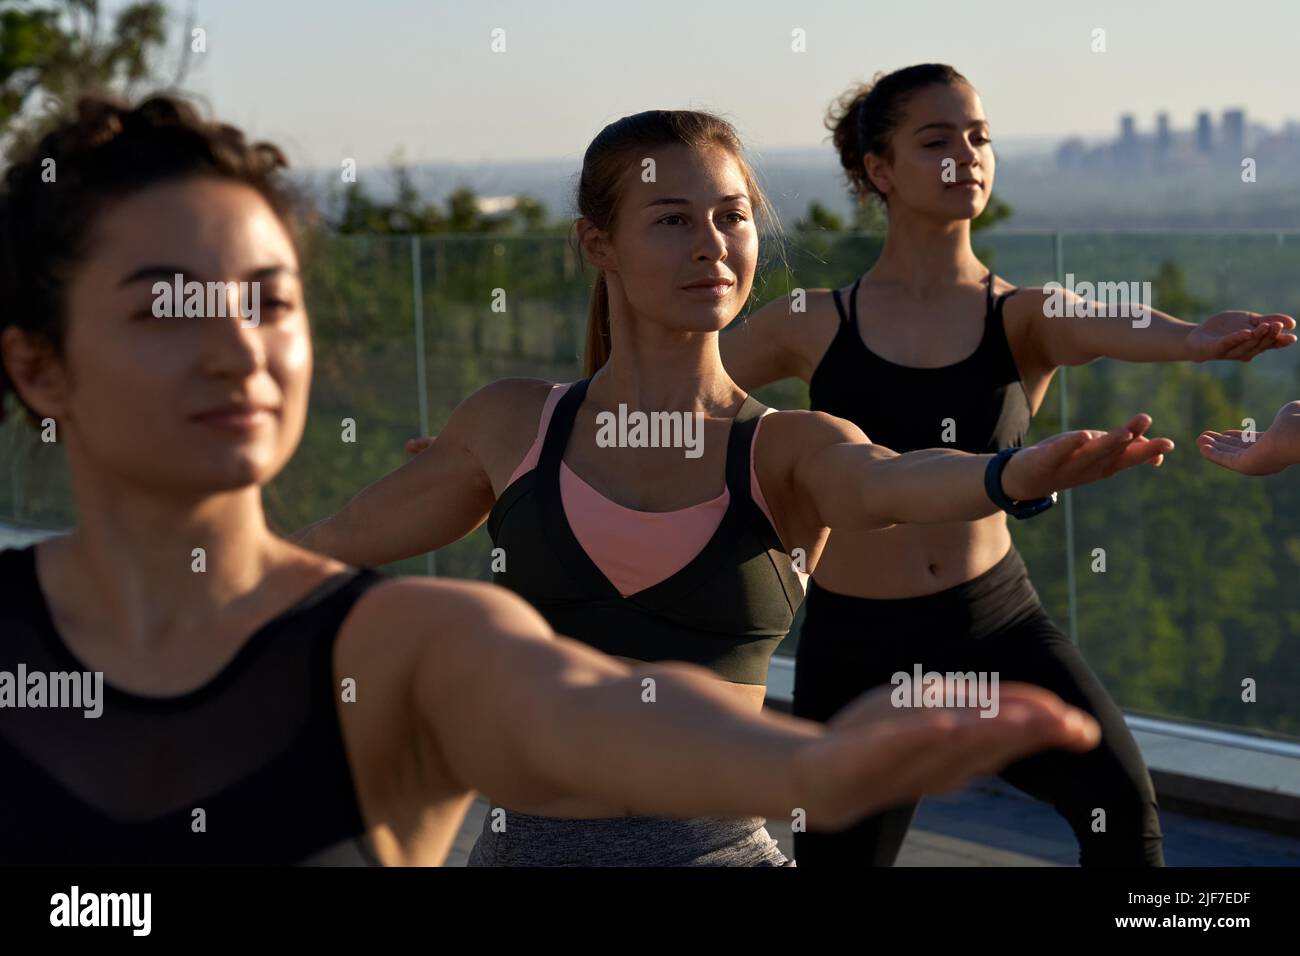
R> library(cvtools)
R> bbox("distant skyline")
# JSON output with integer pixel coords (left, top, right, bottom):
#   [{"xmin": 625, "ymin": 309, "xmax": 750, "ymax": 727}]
[{"xmin": 158, "ymin": 0, "xmax": 1299, "ymax": 168}]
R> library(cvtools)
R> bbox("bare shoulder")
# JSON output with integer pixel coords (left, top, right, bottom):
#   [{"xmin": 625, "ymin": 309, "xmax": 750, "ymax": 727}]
[
  {"xmin": 1000, "ymin": 283, "xmax": 1068, "ymax": 331},
  {"xmin": 736, "ymin": 289, "xmax": 844, "ymax": 372},
  {"xmin": 455, "ymin": 377, "xmax": 558, "ymax": 432},
  {"xmin": 799, "ymin": 287, "xmax": 852, "ymax": 327},
  {"xmin": 326, "ymin": 576, "xmax": 557, "ymax": 826},
  {"xmin": 747, "ymin": 286, "xmax": 844, "ymax": 319},
  {"xmin": 996, "ymin": 284, "xmax": 1058, "ymax": 371},
  {"xmin": 756, "ymin": 408, "xmax": 871, "ymax": 474},
  {"xmin": 339, "ymin": 576, "xmax": 550, "ymax": 657},
  {"xmin": 1001, "ymin": 283, "xmax": 1052, "ymax": 310},
  {"xmin": 752, "ymin": 409, "xmax": 879, "ymax": 535},
  {"xmin": 332, "ymin": 575, "xmax": 551, "ymax": 702},
  {"xmin": 760, "ymin": 407, "xmax": 869, "ymax": 446},
  {"xmin": 445, "ymin": 377, "xmax": 562, "ymax": 487}
]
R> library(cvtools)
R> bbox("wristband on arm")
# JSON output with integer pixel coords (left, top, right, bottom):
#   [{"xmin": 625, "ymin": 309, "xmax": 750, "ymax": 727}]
[{"xmin": 984, "ymin": 447, "xmax": 1057, "ymax": 520}]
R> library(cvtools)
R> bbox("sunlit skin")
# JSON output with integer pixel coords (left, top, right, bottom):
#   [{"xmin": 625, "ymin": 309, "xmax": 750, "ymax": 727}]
[
  {"xmin": 552, "ymin": 145, "xmax": 771, "ymax": 723},
  {"xmin": 596, "ymin": 142, "xmax": 758, "ymax": 343},
  {"xmin": 571, "ymin": 146, "xmax": 767, "ymax": 711},
  {"xmin": 862, "ymin": 81, "xmax": 997, "ymax": 226},
  {"xmin": 721, "ymin": 80, "xmax": 1295, "ymax": 599},
  {"xmin": 65, "ymin": 179, "xmax": 311, "ymax": 495},
  {"xmin": 1199, "ymin": 400, "xmax": 1300, "ymax": 475},
  {"xmin": 2, "ymin": 177, "xmax": 326, "ymax": 685},
  {"xmin": 306, "ymin": 130, "xmax": 1181, "ymax": 826},
  {"xmin": 0, "ymin": 173, "xmax": 1108, "ymax": 864},
  {"xmin": 517, "ymin": 144, "xmax": 766, "ymax": 725}
]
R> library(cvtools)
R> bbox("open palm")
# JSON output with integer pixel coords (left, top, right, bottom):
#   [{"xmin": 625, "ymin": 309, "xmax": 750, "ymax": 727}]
[
  {"xmin": 1187, "ymin": 311, "xmax": 1296, "ymax": 362},
  {"xmin": 1003, "ymin": 414, "xmax": 1174, "ymax": 501},
  {"xmin": 1198, "ymin": 401, "xmax": 1300, "ymax": 475}
]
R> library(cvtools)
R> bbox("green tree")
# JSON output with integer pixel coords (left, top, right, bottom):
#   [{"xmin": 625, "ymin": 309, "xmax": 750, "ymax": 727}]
[
  {"xmin": 0, "ymin": 0, "xmax": 177, "ymax": 151},
  {"xmin": 794, "ymin": 200, "xmax": 843, "ymax": 233},
  {"xmin": 1150, "ymin": 260, "xmax": 1211, "ymax": 317},
  {"xmin": 852, "ymin": 200, "xmax": 887, "ymax": 233},
  {"xmin": 829, "ymin": 191, "xmax": 1011, "ymax": 236},
  {"xmin": 333, "ymin": 169, "xmax": 555, "ymax": 237},
  {"xmin": 972, "ymin": 192, "xmax": 1013, "ymax": 233}
]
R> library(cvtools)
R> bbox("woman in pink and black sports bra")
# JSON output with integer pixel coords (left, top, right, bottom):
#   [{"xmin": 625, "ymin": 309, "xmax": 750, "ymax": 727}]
[
  {"xmin": 299, "ymin": 108, "xmax": 1174, "ymax": 866},
  {"xmin": 0, "ymin": 93, "xmax": 1106, "ymax": 867}
]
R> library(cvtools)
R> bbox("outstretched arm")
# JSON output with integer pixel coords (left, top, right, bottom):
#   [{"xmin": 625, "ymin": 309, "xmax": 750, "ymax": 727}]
[
  {"xmin": 1017, "ymin": 286, "xmax": 1295, "ymax": 368},
  {"xmin": 402, "ymin": 580, "xmax": 1099, "ymax": 830},
  {"xmin": 761, "ymin": 409, "xmax": 1172, "ymax": 532},
  {"xmin": 294, "ymin": 379, "xmax": 535, "ymax": 566},
  {"xmin": 1198, "ymin": 400, "xmax": 1300, "ymax": 475}
]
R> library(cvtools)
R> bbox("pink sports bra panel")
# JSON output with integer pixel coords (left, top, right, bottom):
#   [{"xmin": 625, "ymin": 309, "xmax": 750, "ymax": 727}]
[{"xmin": 503, "ymin": 383, "xmax": 794, "ymax": 597}]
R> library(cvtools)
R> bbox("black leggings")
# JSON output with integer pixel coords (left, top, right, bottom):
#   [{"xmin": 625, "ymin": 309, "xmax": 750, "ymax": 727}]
[{"xmin": 792, "ymin": 545, "xmax": 1165, "ymax": 867}]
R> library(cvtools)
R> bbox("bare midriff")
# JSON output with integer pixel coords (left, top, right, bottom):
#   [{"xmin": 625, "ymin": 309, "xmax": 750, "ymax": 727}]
[{"xmin": 812, "ymin": 511, "xmax": 1013, "ymax": 600}]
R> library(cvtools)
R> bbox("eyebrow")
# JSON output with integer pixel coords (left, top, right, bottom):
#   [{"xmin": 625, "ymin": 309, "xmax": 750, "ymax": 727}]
[
  {"xmin": 117, "ymin": 264, "xmax": 300, "ymax": 287},
  {"xmin": 913, "ymin": 121, "xmax": 989, "ymax": 135},
  {"xmin": 643, "ymin": 193, "xmax": 751, "ymax": 208}
]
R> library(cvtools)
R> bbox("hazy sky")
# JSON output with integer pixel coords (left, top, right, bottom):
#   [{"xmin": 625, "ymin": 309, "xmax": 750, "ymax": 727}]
[{"xmin": 168, "ymin": 0, "xmax": 1298, "ymax": 168}]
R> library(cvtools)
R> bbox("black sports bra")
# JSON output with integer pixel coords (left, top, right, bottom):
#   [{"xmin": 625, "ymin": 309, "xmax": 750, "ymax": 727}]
[
  {"xmin": 486, "ymin": 377, "xmax": 804, "ymax": 686},
  {"xmin": 0, "ymin": 545, "xmax": 384, "ymax": 864},
  {"xmin": 808, "ymin": 273, "xmax": 1033, "ymax": 454}
]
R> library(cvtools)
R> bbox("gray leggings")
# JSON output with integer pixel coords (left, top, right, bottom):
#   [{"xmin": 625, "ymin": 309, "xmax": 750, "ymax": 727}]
[{"xmin": 467, "ymin": 806, "xmax": 793, "ymax": 867}]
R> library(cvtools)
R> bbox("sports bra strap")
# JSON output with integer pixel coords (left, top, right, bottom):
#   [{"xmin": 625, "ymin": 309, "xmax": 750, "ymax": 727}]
[
  {"xmin": 538, "ymin": 376, "xmax": 590, "ymax": 468},
  {"xmin": 723, "ymin": 397, "xmax": 768, "ymax": 506},
  {"xmin": 831, "ymin": 277, "xmax": 862, "ymax": 327},
  {"xmin": 992, "ymin": 286, "xmax": 1021, "ymax": 320},
  {"xmin": 538, "ymin": 377, "xmax": 768, "ymax": 513},
  {"xmin": 837, "ymin": 274, "xmax": 999, "ymax": 327}
]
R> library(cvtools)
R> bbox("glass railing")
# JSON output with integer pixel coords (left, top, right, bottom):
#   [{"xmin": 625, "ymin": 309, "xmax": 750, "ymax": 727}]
[{"xmin": 4, "ymin": 231, "xmax": 1298, "ymax": 742}]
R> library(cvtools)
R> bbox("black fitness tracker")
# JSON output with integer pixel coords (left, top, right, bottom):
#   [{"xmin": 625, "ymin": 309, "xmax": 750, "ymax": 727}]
[{"xmin": 984, "ymin": 447, "xmax": 1057, "ymax": 520}]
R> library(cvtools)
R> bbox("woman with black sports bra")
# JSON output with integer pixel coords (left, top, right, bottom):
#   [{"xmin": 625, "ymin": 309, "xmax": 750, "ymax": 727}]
[
  {"xmin": 0, "ymin": 93, "xmax": 1111, "ymax": 865},
  {"xmin": 722, "ymin": 63, "xmax": 1296, "ymax": 868},
  {"xmin": 818, "ymin": 272, "xmax": 1029, "ymax": 454},
  {"xmin": 303, "ymin": 108, "xmax": 1176, "ymax": 865}
]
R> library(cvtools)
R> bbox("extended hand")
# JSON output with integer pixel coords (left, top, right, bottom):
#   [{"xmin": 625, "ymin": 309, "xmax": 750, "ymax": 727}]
[
  {"xmin": 1187, "ymin": 311, "xmax": 1296, "ymax": 362},
  {"xmin": 793, "ymin": 681, "xmax": 1100, "ymax": 831},
  {"xmin": 1002, "ymin": 413, "xmax": 1174, "ymax": 501},
  {"xmin": 1197, "ymin": 400, "xmax": 1300, "ymax": 475}
]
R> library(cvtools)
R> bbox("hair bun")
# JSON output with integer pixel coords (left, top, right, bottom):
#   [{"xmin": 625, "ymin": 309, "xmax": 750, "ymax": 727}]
[{"xmin": 826, "ymin": 64, "xmax": 969, "ymax": 204}]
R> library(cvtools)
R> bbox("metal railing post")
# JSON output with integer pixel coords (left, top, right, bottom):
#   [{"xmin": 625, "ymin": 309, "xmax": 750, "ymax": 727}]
[
  {"xmin": 412, "ymin": 235, "xmax": 435, "ymax": 577},
  {"xmin": 1054, "ymin": 231, "xmax": 1079, "ymax": 646}
]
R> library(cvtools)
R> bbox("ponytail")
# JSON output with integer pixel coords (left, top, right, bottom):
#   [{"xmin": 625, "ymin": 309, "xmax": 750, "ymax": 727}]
[
  {"xmin": 574, "ymin": 110, "xmax": 778, "ymax": 379},
  {"xmin": 583, "ymin": 271, "xmax": 611, "ymax": 376}
]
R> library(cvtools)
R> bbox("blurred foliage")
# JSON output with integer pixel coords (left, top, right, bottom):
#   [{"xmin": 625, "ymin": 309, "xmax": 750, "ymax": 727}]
[
  {"xmin": 0, "ymin": 0, "xmax": 179, "ymax": 153},
  {"xmin": 808, "ymin": 192, "xmax": 1011, "ymax": 235},
  {"xmin": 795, "ymin": 200, "xmax": 844, "ymax": 233},
  {"xmin": 328, "ymin": 157, "xmax": 561, "ymax": 237}
]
